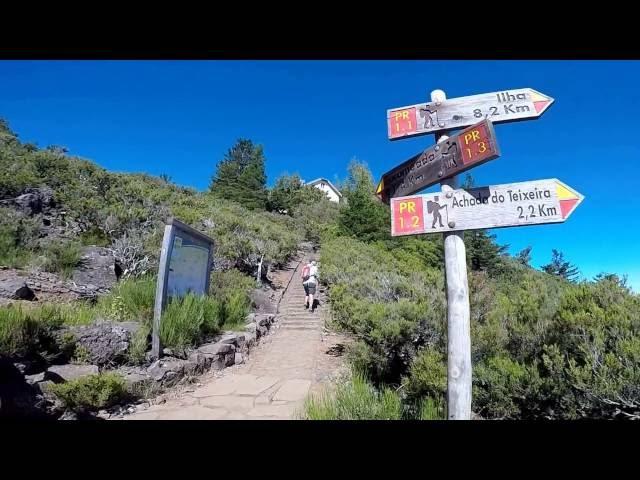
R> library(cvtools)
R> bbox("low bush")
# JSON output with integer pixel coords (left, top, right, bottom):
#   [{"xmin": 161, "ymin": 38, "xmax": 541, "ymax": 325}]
[
  {"xmin": 302, "ymin": 371, "xmax": 403, "ymax": 420},
  {"xmin": 98, "ymin": 275, "xmax": 156, "ymax": 322},
  {"xmin": 160, "ymin": 293, "xmax": 222, "ymax": 349},
  {"xmin": 0, "ymin": 303, "xmax": 92, "ymax": 358},
  {"xmin": 40, "ymin": 241, "xmax": 82, "ymax": 278},
  {"xmin": 47, "ymin": 372, "xmax": 130, "ymax": 412}
]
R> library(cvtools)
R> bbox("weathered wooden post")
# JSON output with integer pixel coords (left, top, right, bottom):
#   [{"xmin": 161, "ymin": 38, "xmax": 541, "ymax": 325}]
[
  {"xmin": 431, "ymin": 89, "xmax": 472, "ymax": 420},
  {"xmin": 441, "ymin": 175, "xmax": 471, "ymax": 419}
]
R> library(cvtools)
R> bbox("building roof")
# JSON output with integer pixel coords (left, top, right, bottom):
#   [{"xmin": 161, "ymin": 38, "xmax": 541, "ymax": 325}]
[{"xmin": 305, "ymin": 178, "xmax": 343, "ymax": 197}]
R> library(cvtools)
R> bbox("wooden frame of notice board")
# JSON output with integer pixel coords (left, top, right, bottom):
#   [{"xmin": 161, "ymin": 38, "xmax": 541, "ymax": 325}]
[{"xmin": 151, "ymin": 218, "xmax": 215, "ymax": 359}]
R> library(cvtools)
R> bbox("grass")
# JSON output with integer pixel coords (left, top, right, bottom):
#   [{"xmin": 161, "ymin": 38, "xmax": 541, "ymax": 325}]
[
  {"xmin": 40, "ymin": 241, "xmax": 83, "ymax": 279},
  {"xmin": 302, "ymin": 371, "xmax": 404, "ymax": 420},
  {"xmin": 0, "ymin": 303, "xmax": 94, "ymax": 358},
  {"xmin": 127, "ymin": 323, "xmax": 151, "ymax": 364},
  {"xmin": 97, "ymin": 275, "xmax": 156, "ymax": 322},
  {"xmin": 47, "ymin": 372, "xmax": 131, "ymax": 412},
  {"xmin": 301, "ymin": 370, "xmax": 447, "ymax": 420},
  {"xmin": 160, "ymin": 293, "xmax": 222, "ymax": 349}
]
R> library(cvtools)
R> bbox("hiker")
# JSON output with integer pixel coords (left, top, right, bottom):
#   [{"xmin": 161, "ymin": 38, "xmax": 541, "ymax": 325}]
[{"xmin": 302, "ymin": 260, "xmax": 319, "ymax": 312}]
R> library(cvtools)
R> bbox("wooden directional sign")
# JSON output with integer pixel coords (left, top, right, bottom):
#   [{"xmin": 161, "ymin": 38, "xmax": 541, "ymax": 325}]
[
  {"xmin": 387, "ymin": 88, "xmax": 554, "ymax": 140},
  {"xmin": 390, "ymin": 179, "xmax": 583, "ymax": 237},
  {"xmin": 376, "ymin": 119, "xmax": 499, "ymax": 204}
]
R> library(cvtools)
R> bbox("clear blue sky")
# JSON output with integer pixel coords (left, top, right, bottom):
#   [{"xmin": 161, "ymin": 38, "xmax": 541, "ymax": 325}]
[{"xmin": 1, "ymin": 60, "xmax": 639, "ymax": 291}]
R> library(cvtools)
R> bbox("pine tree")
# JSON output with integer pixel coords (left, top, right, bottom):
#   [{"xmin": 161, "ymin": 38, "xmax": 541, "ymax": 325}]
[
  {"xmin": 542, "ymin": 249, "xmax": 580, "ymax": 282},
  {"xmin": 338, "ymin": 160, "xmax": 389, "ymax": 243},
  {"xmin": 516, "ymin": 246, "xmax": 533, "ymax": 266},
  {"xmin": 460, "ymin": 173, "xmax": 508, "ymax": 275},
  {"xmin": 209, "ymin": 139, "xmax": 267, "ymax": 210}
]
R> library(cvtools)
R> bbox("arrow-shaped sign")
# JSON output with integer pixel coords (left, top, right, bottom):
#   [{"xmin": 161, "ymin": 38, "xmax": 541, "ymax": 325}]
[
  {"xmin": 390, "ymin": 179, "xmax": 583, "ymax": 237},
  {"xmin": 387, "ymin": 88, "xmax": 554, "ymax": 140},
  {"xmin": 377, "ymin": 119, "xmax": 500, "ymax": 204}
]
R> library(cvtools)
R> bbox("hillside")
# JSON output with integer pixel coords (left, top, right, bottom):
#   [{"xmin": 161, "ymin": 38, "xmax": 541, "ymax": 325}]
[{"xmin": 1, "ymin": 118, "xmax": 639, "ymax": 420}]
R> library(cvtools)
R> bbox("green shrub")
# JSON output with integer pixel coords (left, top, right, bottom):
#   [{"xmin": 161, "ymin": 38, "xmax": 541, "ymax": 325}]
[
  {"xmin": 98, "ymin": 276, "xmax": 156, "ymax": 322},
  {"xmin": 127, "ymin": 323, "xmax": 151, "ymax": 365},
  {"xmin": 41, "ymin": 241, "xmax": 82, "ymax": 278},
  {"xmin": 47, "ymin": 372, "xmax": 130, "ymax": 412},
  {"xmin": 160, "ymin": 293, "xmax": 222, "ymax": 349},
  {"xmin": 0, "ymin": 304, "xmax": 69, "ymax": 358},
  {"xmin": 302, "ymin": 371, "xmax": 403, "ymax": 420}
]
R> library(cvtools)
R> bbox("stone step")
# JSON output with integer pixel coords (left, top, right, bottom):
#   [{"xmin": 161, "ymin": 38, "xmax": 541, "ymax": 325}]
[{"xmin": 282, "ymin": 326, "xmax": 321, "ymax": 331}]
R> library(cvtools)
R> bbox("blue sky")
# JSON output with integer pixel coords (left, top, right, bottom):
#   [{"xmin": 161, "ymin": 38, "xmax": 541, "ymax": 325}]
[{"xmin": 1, "ymin": 60, "xmax": 638, "ymax": 291}]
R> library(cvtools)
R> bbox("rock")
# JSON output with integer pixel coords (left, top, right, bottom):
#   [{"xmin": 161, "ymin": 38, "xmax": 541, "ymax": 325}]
[
  {"xmin": 162, "ymin": 348, "xmax": 174, "ymax": 357},
  {"xmin": 250, "ymin": 289, "xmax": 276, "ymax": 314},
  {"xmin": 65, "ymin": 321, "xmax": 139, "ymax": 367},
  {"xmin": 0, "ymin": 274, "xmax": 37, "ymax": 301},
  {"xmin": 255, "ymin": 314, "xmax": 275, "ymax": 327},
  {"xmin": 219, "ymin": 333, "xmax": 239, "ymax": 345},
  {"xmin": 188, "ymin": 352, "xmax": 211, "ymax": 371},
  {"xmin": 59, "ymin": 410, "xmax": 79, "ymax": 420},
  {"xmin": 244, "ymin": 331, "xmax": 256, "ymax": 348},
  {"xmin": 197, "ymin": 342, "xmax": 234, "ymax": 356},
  {"xmin": 25, "ymin": 372, "xmax": 46, "ymax": 385},
  {"xmin": 257, "ymin": 326, "xmax": 268, "ymax": 338},
  {"xmin": 234, "ymin": 353, "xmax": 243, "ymax": 365},
  {"xmin": 46, "ymin": 364, "xmax": 99, "ymax": 383},
  {"xmin": 147, "ymin": 358, "xmax": 186, "ymax": 384},
  {"xmin": 71, "ymin": 247, "xmax": 117, "ymax": 293},
  {"xmin": 245, "ymin": 313, "xmax": 256, "ymax": 324},
  {"xmin": 244, "ymin": 322, "xmax": 257, "ymax": 333},
  {"xmin": 224, "ymin": 352, "xmax": 235, "ymax": 367},
  {"xmin": 0, "ymin": 268, "xmax": 89, "ymax": 302}
]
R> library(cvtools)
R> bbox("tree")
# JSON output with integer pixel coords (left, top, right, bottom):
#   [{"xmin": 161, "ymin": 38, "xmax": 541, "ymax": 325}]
[
  {"xmin": 209, "ymin": 139, "xmax": 267, "ymax": 210},
  {"xmin": 465, "ymin": 230, "xmax": 509, "ymax": 275},
  {"xmin": 338, "ymin": 160, "xmax": 389, "ymax": 243},
  {"xmin": 458, "ymin": 173, "xmax": 509, "ymax": 275},
  {"xmin": 542, "ymin": 249, "xmax": 579, "ymax": 282},
  {"xmin": 267, "ymin": 173, "xmax": 325, "ymax": 215},
  {"xmin": 516, "ymin": 246, "xmax": 533, "ymax": 266}
]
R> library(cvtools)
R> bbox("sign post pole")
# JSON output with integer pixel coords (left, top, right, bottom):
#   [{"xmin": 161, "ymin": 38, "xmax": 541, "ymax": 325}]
[
  {"xmin": 432, "ymin": 89, "xmax": 472, "ymax": 420},
  {"xmin": 152, "ymin": 223, "xmax": 175, "ymax": 360}
]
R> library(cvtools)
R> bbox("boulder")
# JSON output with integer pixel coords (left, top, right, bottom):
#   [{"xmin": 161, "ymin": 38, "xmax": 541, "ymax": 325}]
[
  {"xmin": 224, "ymin": 352, "xmax": 235, "ymax": 367},
  {"xmin": 0, "ymin": 274, "xmax": 37, "ymax": 301},
  {"xmin": 147, "ymin": 358, "xmax": 187, "ymax": 385},
  {"xmin": 25, "ymin": 372, "xmax": 46, "ymax": 385},
  {"xmin": 244, "ymin": 331, "xmax": 256, "ymax": 348},
  {"xmin": 219, "ymin": 333, "xmax": 239, "ymax": 345},
  {"xmin": 197, "ymin": 342, "xmax": 234, "ymax": 356},
  {"xmin": 234, "ymin": 353, "xmax": 243, "ymax": 365},
  {"xmin": 249, "ymin": 289, "xmax": 277, "ymax": 314},
  {"xmin": 188, "ymin": 352, "xmax": 211, "ymax": 372},
  {"xmin": 244, "ymin": 322, "xmax": 257, "ymax": 333},
  {"xmin": 46, "ymin": 364, "xmax": 99, "ymax": 383},
  {"xmin": 65, "ymin": 321, "xmax": 140, "ymax": 367},
  {"xmin": 255, "ymin": 314, "xmax": 275, "ymax": 327},
  {"xmin": 71, "ymin": 247, "xmax": 117, "ymax": 293}
]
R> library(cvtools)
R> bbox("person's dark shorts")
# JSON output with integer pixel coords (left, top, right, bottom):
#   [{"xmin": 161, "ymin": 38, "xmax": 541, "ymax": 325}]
[{"xmin": 303, "ymin": 282, "xmax": 316, "ymax": 295}]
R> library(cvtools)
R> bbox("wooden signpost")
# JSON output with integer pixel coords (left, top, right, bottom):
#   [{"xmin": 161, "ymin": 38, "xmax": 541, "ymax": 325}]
[
  {"xmin": 383, "ymin": 86, "xmax": 582, "ymax": 420},
  {"xmin": 390, "ymin": 179, "xmax": 584, "ymax": 237},
  {"xmin": 387, "ymin": 88, "xmax": 554, "ymax": 140},
  {"xmin": 376, "ymin": 119, "xmax": 500, "ymax": 204},
  {"xmin": 152, "ymin": 218, "xmax": 215, "ymax": 360}
]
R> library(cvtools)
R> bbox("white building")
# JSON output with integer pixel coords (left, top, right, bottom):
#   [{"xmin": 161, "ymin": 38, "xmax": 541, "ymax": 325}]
[{"xmin": 305, "ymin": 178, "xmax": 342, "ymax": 203}]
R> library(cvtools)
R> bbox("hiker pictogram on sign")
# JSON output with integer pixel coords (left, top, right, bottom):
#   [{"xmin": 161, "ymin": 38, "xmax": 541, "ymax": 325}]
[{"xmin": 427, "ymin": 196, "xmax": 447, "ymax": 228}]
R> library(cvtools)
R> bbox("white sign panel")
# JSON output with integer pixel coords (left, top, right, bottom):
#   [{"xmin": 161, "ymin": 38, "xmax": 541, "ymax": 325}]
[{"xmin": 390, "ymin": 179, "xmax": 584, "ymax": 236}]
